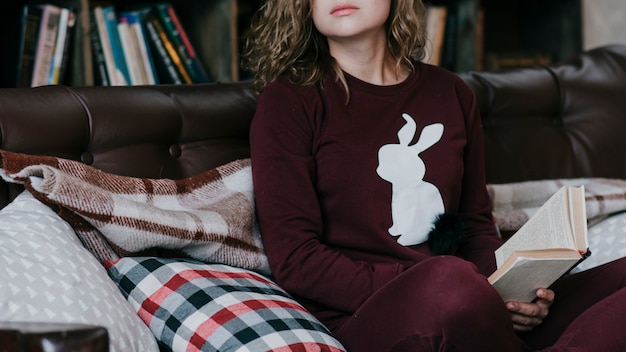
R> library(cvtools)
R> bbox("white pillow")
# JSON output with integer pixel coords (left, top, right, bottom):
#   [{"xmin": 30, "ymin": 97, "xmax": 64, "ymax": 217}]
[
  {"xmin": 571, "ymin": 211, "xmax": 626, "ymax": 273},
  {"xmin": 0, "ymin": 191, "xmax": 159, "ymax": 352}
]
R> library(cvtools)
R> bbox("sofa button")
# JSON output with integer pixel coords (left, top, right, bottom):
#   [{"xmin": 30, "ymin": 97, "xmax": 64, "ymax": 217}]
[
  {"xmin": 80, "ymin": 152, "xmax": 93, "ymax": 165},
  {"xmin": 169, "ymin": 144, "xmax": 181, "ymax": 158}
]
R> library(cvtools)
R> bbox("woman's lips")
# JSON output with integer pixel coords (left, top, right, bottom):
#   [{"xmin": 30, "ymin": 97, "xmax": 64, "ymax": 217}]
[{"xmin": 331, "ymin": 4, "xmax": 359, "ymax": 16}]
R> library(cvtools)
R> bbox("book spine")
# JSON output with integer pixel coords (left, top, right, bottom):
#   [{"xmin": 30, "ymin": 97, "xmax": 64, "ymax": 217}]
[
  {"xmin": 31, "ymin": 4, "xmax": 62, "ymax": 87},
  {"xmin": 155, "ymin": 3, "xmax": 211, "ymax": 83},
  {"xmin": 72, "ymin": 0, "xmax": 94, "ymax": 87},
  {"xmin": 102, "ymin": 6, "xmax": 130, "ymax": 86},
  {"xmin": 147, "ymin": 13, "xmax": 191, "ymax": 84},
  {"xmin": 454, "ymin": 0, "xmax": 481, "ymax": 72},
  {"xmin": 135, "ymin": 14, "xmax": 158, "ymax": 84},
  {"xmin": 117, "ymin": 16, "xmax": 144, "ymax": 85},
  {"xmin": 142, "ymin": 11, "xmax": 183, "ymax": 84},
  {"xmin": 90, "ymin": 9, "xmax": 109, "ymax": 86},
  {"xmin": 57, "ymin": 11, "xmax": 76, "ymax": 85},
  {"xmin": 18, "ymin": 6, "xmax": 42, "ymax": 87},
  {"xmin": 93, "ymin": 7, "xmax": 116, "ymax": 86},
  {"xmin": 48, "ymin": 7, "xmax": 71, "ymax": 85},
  {"xmin": 120, "ymin": 11, "xmax": 157, "ymax": 84}
]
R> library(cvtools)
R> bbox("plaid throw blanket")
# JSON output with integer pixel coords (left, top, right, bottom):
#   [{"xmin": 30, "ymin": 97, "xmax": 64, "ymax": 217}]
[
  {"xmin": 0, "ymin": 150, "xmax": 271, "ymax": 275},
  {"xmin": 488, "ymin": 178, "xmax": 626, "ymax": 233}
]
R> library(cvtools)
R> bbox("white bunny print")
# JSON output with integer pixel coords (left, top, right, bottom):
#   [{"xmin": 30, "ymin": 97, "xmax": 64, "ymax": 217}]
[{"xmin": 376, "ymin": 113, "xmax": 445, "ymax": 246}]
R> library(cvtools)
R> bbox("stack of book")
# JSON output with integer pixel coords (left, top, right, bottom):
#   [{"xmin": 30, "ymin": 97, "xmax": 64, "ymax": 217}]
[
  {"xmin": 422, "ymin": 1, "xmax": 484, "ymax": 72},
  {"xmin": 8, "ymin": 4, "xmax": 77, "ymax": 88},
  {"xmin": 5, "ymin": 2, "xmax": 211, "ymax": 88},
  {"xmin": 91, "ymin": 3, "xmax": 211, "ymax": 86}
]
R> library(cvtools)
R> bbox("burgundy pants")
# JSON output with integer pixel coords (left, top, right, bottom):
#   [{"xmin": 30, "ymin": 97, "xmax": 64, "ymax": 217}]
[{"xmin": 333, "ymin": 256, "xmax": 626, "ymax": 352}]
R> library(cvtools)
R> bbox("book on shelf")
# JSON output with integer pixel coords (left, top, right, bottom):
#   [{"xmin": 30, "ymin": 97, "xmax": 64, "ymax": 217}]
[
  {"xmin": 187, "ymin": 0, "xmax": 238, "ymax": 82},
  {"xmin": 454, "ymin": 0, "xmax": 482, "ymax": 72},
  {"xmin": 424, "ymin": 5, "xmax": 447, "ymax": 66},
  {"xmin": 488, "ymin": 185, "xmax": 590, "ymax": 303},
  {"xmin": 93, "ymin": 6, "xmax": 131, "ymax": 86},
  {"xmin": 119, "ymin": 11, "xmax": 158, "ymax": 85},
  {"xmin": 149, "ymin": 10, "xmax": 192, "ymax": 84},
  {"xmin": 31, "ymin": 4, "xmax": 63, "ymax": 87},
  {"xmin": 20, "ymin": 6, "xmax": 43, "ymax": 87},
  {"xmin": 90, "ymin": 9, "xmax": 109, "ymax": 86},
  {"xmin": 142, "ymin": 8, "xmax": 190, "ymax": 84},
  {"xmin": 102, "ymin": 6, "xmax": 131, "ymax": 86},
  {"xmin": 0, "ymin": 4, "xmax": 40, "ymax": 88},
  {"xmin": 118, "ymin": 15, "xmax": 150, "ymax": 85},
  {"xmin": 434, "ymin": 0, "xmax": 483, "ymax": 72},
  {"xmin": 49, "ymin": 8, "xmax": 76, "ymax": 85},
  {"xmin": 142, "ymin": 9, "xmax": 183, "ymax": 84},
  {"xmin": 67, "ymin": 0, "xmax": 94, "ymax": 87},
  {"xmin": 58, "ymin": 10, "xmax": 77, "ymax": 85},
  {"xmin": 154, "ymin": 3, "xmax": 211, "ymax": 83},
  {"xmin": 93, "ymin": 7, "xmax": 115, "ymax": 86}
]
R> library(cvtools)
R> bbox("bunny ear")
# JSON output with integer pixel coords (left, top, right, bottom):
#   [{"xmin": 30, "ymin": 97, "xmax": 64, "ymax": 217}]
[
  {"xmin": 413, "ymin": 122, "xmax": 444, "ymax": 153},
  {"xmin": 397, "ymin": 113, "xmax": 417, "ymax": 145}
]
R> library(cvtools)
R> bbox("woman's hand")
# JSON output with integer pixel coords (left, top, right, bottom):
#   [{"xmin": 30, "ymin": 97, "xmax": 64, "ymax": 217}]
[{"xmin": 506, "ymin": 288, "xmax": 555, "ymax": 332}]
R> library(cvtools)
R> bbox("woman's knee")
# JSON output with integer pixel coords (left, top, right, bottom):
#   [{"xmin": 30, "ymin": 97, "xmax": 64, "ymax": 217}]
[
  {"xmin": 413, "ymin": 256, "xmax": 488, "ymax": 294},
  {"xmin": 337, "ymin": 257, "xmax": 515, "ymax": 352},
  {"xmin": 405, "ymin": 257, "xmax": 503, "ymax": 323}
]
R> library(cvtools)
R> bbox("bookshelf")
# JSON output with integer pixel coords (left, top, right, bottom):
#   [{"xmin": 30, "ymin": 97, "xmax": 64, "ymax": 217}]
[
  {"xmin": 427, "ymin": 0, "xmax": 582, "ymax": 72},
  {"xmin": 0, "ymin": 0, "xmax": 260, "ymax": 88},
  {"xmin": 482, "ymin": 0, "xmax": 581, "ymax": 70},
  {"xmin": 1, "ymin": 0, "xmax": 585, "ymax": 87}
]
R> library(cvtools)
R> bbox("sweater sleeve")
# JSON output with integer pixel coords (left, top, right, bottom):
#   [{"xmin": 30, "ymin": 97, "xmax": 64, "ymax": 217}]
[
  {"xmin": 454, "ymin": 81, "xmax": 504, "ymax": 276},
  {"xmin": 250, "ymin": 82, "xmax": 403, "ymax": 314}
]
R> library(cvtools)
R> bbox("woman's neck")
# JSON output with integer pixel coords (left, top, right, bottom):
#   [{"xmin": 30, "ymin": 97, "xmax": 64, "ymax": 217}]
[{"xmin": 328, "ymin": 34, "xmax": 409, "ymax": 86}]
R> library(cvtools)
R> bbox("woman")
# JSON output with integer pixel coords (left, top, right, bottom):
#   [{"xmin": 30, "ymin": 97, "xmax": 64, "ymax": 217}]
[{"xmin": 244, "ymin": 0, "xmax": 626, "ymax": 350}]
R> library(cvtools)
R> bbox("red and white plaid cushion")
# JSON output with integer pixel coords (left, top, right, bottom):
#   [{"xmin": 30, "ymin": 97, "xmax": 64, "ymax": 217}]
[{"xmin": 106, "ymin": 257, "xmax": 346, "ymax": 352}]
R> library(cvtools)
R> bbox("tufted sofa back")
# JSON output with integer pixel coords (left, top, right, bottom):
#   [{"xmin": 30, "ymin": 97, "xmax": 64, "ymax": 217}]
[
  {"xmin": 0, "ymin": 82, "xmax": 257, "ymax": 206},
  {"xmin": 0, "ymin": 45, "xmax": 625, "ymax": 208},
  {"xmin": 461, "ymin": 44, "xmax": 626, "ymax": 184}
]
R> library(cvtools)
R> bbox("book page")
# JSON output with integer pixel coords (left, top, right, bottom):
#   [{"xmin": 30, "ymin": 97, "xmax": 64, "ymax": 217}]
[
  {"xmin": 569, "ymin": 186, "xmax": 589, "ymax": 252},
  {"xmin": 495, "ymin": 186, "xmax": 577, "ymax": 267},
  {"xmin": 490, "ymin": 254, "xmax": 580, "ymax": 302}
]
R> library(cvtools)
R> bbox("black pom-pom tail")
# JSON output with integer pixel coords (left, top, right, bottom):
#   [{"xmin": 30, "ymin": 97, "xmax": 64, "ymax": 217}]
[{"xmin": 427, "ymin": 213, "xmax": 465, "ymax": 255}]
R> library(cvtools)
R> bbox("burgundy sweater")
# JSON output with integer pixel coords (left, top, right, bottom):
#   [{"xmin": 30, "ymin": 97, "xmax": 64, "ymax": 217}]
[{"xmin": 250, "ymin": 63, "xmax": 503, "ymax": 330}]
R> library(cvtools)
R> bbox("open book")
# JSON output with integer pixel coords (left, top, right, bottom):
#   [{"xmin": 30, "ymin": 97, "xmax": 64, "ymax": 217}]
[{"xmin": 488, "ymin": 185, "xmax": 590, "ymax": 302}]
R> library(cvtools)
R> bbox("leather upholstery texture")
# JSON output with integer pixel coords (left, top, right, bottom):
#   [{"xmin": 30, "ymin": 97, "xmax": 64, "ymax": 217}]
[
  {"xmin": 460, "ymin": 44, "xmax": 626, "ymax": 184},
  {"xmin": 0, "ymin": 82, "xmax": 256, "ymax": 206},
  {"xmin": 0, "ymin": 45, "xmax": 624, "ymax": 207}
]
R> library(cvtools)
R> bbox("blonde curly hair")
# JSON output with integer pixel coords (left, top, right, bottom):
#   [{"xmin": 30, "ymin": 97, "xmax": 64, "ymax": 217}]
[{"xmin": 242, "ymin": 0, "xmax": 428, "ymax": 94}]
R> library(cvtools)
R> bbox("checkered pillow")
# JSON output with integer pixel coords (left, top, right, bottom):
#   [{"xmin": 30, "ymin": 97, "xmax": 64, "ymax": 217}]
[{"xmin": 106, "ymin": 257, "xmax": 346, "ymax": 352}]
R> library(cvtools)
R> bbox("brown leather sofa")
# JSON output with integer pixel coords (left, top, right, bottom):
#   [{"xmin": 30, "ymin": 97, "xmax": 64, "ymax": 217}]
[
  {"xmin": 461, "ymin": 44, "xmax": 626, "ymax": 184},
  {"xmin": 0, "ymin": 81, "xmax": 257, "ymax": 207},
  {"xmin": 0, "ymin": 45, "xmax": 624, "ymax": 350},
  {"xmin": 1, "ymin": 45, "xmax": 625, "ymax": 211}
]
